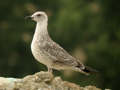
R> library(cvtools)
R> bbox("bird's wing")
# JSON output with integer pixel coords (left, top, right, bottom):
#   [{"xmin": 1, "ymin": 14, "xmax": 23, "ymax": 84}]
[{"xmin": 40, "ymin": 39, "xmax": 83, "ymax": 67}]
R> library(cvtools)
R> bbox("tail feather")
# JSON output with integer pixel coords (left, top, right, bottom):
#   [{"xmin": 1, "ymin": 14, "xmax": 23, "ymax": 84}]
[
  {"xmin": 82, "ymin": 66, "xmax": 98, "ymax": 74},
  {"xmin": 75, "ymin": 65, "xmax": 98, "ymax": 75}
]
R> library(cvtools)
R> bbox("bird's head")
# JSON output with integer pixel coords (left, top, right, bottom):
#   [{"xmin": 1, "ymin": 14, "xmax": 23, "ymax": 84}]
[{"xmin": 26, "ymin": 11, "xmax": 48, "ymax": 23}]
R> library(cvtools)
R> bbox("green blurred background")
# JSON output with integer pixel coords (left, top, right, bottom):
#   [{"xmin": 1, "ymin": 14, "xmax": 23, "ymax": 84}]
[{"xmin": 0, "ymin": 0, "xmax": 120, "ymax": 90}]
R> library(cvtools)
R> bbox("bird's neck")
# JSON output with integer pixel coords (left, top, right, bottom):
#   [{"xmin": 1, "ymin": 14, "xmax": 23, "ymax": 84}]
[
  {"xmin": 33, "ymin": 21, "xmax": 49, "ymax": 41},
  {"xmin": 36, "ymin": 21, "xmax": 48, "ymax": 35}
]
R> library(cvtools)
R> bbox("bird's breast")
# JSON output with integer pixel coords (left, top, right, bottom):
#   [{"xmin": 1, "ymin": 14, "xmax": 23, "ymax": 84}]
[
  {"xmin": 31, "ymin": 40, "xmax": 43, "ymax": 60},
  {"xmin": 31, "ymin": 40, "xmax": 53, "ymax": 66}
]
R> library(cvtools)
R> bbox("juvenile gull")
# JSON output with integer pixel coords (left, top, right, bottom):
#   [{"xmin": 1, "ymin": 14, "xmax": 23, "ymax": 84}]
[{"xmin": 26, "ymin": 11, "xmax": 96, "ymax": 75}]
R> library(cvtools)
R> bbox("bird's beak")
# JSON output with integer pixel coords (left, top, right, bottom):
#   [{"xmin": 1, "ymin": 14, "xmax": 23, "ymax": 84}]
[{"xmin": 25, "ymin": 16, "xmax": 33, "ymax": 20}]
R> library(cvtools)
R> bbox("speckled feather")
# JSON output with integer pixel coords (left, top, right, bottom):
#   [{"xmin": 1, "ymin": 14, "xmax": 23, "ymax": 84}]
[{"xmin": 30, "ymin": 11, "xmax": 93, "ymax": 74}]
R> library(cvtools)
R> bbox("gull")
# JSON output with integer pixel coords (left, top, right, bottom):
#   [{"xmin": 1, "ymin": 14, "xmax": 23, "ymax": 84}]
[{"xmin": 26, "ymin": 11, "xmax": 97, "ymax": 75}]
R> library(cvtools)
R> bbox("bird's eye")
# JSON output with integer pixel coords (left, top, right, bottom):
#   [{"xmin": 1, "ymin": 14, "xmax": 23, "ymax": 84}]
[{"xmin": 37, "ymin": 14, "xmax": 41, "ymax": 17}]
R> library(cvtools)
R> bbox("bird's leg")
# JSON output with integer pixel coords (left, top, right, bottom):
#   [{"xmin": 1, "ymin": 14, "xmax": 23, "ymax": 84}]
[
  {"xmin": 40, "ymin": 66, "xmax": 53, "ymax": 83},
  {"xmin": 47, "ymin": 67, "xmax": 53, "ymax": 73}
]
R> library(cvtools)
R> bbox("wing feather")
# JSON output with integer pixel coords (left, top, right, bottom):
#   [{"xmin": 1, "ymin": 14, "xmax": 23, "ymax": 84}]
[{"xmin": 40, "ymin": 40, "xmax": 83, "ymax": 67}]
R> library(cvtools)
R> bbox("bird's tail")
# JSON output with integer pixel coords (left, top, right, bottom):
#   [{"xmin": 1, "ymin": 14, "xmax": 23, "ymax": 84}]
[
  {"xmin": 74, "ymin": 65, "xmax": 98, "ymax": 75},
  {"xmin": 82, "ymin": 66, "xmax": 98, "ymax": 75}
]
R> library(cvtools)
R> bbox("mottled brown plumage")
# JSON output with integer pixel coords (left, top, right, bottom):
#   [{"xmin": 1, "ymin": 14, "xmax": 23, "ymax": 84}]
[{"xmin": 28, "ymin": 11, "xmax": 96, "ymax": 75}]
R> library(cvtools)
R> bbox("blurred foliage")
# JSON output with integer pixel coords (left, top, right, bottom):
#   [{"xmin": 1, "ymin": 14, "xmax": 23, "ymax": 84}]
[{"xmin": 0, "ymin": 0, "xmax": 120, "ymax": 90}]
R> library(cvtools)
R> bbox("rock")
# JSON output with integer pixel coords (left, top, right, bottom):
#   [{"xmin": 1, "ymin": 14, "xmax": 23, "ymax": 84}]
[{"xmin": 0, "ymin": 71, "xmax": 104, "ymax": 90}]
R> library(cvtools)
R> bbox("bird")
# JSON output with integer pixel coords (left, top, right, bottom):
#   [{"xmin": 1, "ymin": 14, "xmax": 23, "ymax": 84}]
[{"xmin": 26, "ymin": 11, "xmax": 97, "ymax": 75}]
